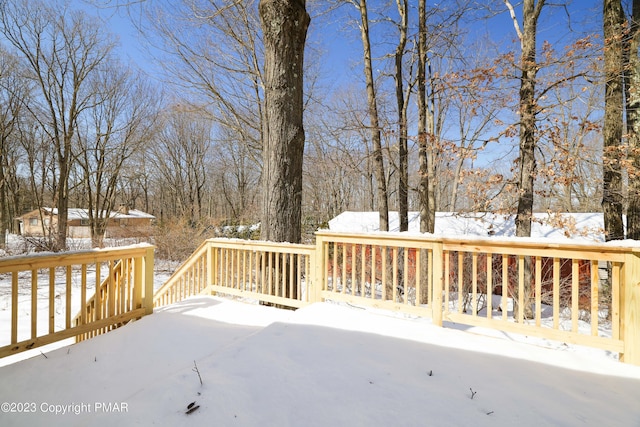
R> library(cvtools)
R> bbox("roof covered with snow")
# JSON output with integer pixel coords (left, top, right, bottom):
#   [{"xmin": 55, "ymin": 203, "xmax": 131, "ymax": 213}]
[
  {"xmin": 328, "ymin": 211, "xmax": 611, "ymax": 242},
  {"xmin": 39, "ymin": 207, "xmax": 155, "ymax": 220}
]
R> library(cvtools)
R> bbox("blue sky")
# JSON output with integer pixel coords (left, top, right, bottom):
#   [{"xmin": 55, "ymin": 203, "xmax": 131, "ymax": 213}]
[
  {"xmin": 72, "ymin": 0, "xmax": 606, "ymax": 171},
  {"xmin": 73, "ymin": 0, "xmax": 604, "ymax": 91},
  {"xmin": 73, "ymin": 1, "xmax": 152, "ymax": 72}
]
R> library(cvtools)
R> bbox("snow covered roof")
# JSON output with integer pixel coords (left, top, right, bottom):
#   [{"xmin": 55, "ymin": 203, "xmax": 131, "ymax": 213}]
[
  {"xmin": 41, "ymin": 207, "xmax": 155, "ymax": 220},
  {"xmin": 328, "ymin": 211, "xmax": 610, "ymax": 242},
  {"xmin": 110, "ymin": 209, "xmax": 156, "ymax": 219}
]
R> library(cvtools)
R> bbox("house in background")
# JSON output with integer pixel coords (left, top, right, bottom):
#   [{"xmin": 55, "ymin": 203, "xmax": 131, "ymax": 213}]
[
  {"xmin": 16, "ymin": 205, "xmax": 155, "ymax": 238},
  {"xmin": 328, "ymin": 211, "xmax": 610, "ymax": 242}
]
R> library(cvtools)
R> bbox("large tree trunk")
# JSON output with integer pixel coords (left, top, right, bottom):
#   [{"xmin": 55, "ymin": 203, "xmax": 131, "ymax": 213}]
[
  {"xmin": 357, "ymin": 0, "xmax": 389, "ymax": 232},
  {"xmin": 259, "ymin": 0, "xmax": 309, "ymax": 303},
  {"xmin": 625, "ymin": 0, "xmax": 640, "ymax": 240},
  {"xmin": 259, "ymin": 0, "xmax": 310, "ymax": 244},
  {"xmin": 603, "ymin": 0, "xmax": 626, "ymax": 241}
]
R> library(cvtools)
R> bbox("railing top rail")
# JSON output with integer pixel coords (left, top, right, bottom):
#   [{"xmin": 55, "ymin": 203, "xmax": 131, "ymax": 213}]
[
  {"xmin": 441, "ymin": 239, "xmax": 631, "ymax": 262},
  {"xmin": 315, "ymin": 230, "xmax": 638, "ymax": 260},
  {"xmin": 0, "ymin": 243, "xmax": 154, "ymax": 273},
  {"xmin": 315, "ymin": 230, "xmax": 441, "ymax": 246},
  {"xmin": 440, "ymin": 236, "xmax": 640, "ymax": 253},
  {"xmin": 205, "ymin": 238, "xmax": 315, "ymax": 254},
  {"xmin": 153, "ymin": 239, "xmax": 211, "ymax": 303}
]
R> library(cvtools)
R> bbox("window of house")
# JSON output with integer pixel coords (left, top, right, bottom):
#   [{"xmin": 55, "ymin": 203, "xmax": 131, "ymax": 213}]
[
  {"xmin": 29, "ymin": 218, "xmax": 38, "ymax": 226},
  {"xmin": 81, "ymin": 219, "xmax": 89, "ymax": 226}
]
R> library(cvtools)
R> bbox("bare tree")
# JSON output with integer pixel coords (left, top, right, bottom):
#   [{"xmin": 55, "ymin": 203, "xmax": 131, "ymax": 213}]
[
  {"xmin": 75, "ymin": 64, "xmax": 158, "ymax": 247},
  {"xmin": 0, "ymin": 48, "xmax": 28, "ymax": 242},
  {"xmin": 536, "ymin": 73, "xmax": 603, "ymax": 213},
  {"xmin": 0, "ymin": 0, "xmax": 115, "ymax": 250},
  {"xmin": 17, "ymin": 119, "xmax": 58, "ymax": 243},
  {"xmin": 394, "ymin": 0, "xmax": 410, "ymax": 232},
  {"xmin": 302, "ymin": 86, "xmax": 383, "ymax": 226},
  {"xmin": 212, "ymin": 125, "xmax": 261, "ymax": 222},
  {"xmin": 118, "ymin": 150, "xmax": 153, "ymax": 214},
  {"xmin": 348, "ymin": 0, "xmax": 389, "ymax": 231},
  {"xmin": 149, "ymin": 105, "xmax": 211, "ymax": 224},
  {"xmin": 445, "ymin": 64, "xmax": 502, "ymax": 212},
  {"xmin": 303, "ymin": 98, "xmax": 368, "ymax": 224},
  {"xmin": 417, "ymin": 0, "xmax": 436, "ymax": 233},
  {"xmin": 142, "ymin": 0, "xmax": 264, "ymax": 180}
]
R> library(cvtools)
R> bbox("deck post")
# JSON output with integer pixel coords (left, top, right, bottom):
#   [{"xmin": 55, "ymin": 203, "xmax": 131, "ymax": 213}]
[
  {"xmin": 207, "ymin": 241, "xmax": 215, "ymax": 296},
  {"xmin": 311, "ymin": 233, "xmax": 324, "ymax": 304},
  {"xmin": 431, "ymin": 241, "xmax": 444, "ymax": 326},
  {"xmin": 144, "ymin": 246, "xmax": 155, "ymax": 315},
  {"xmin": 133, "ymin": 255, "xmax": 143, "ymax": 309},
  {"xmin": 621, "ymin": 250, "xmax": 640, "ymax": 365}
]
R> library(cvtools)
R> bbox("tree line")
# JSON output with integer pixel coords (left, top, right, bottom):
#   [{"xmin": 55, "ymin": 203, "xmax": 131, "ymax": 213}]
[{"xmin": 0, "ymin": 0, "xmax": 637, "ymax": 253}]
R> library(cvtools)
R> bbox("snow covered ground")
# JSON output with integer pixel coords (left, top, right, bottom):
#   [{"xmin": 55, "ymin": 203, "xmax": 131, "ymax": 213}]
[{"xmin": 1, "ymin": 296, "xmax": 640, "ymax": 427}]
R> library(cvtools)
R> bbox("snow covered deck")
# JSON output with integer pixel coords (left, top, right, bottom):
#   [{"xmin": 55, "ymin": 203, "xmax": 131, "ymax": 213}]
[{"xmin": 1, "ymin": 296, "xmax": 639, "ymax": 426}]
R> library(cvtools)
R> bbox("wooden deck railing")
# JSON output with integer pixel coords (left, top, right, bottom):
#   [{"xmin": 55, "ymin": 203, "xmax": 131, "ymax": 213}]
[
  {"xmin": 0, "ymin": 245, "xmax": 154, "ymax": 358},
  {"xmin": 317, "ymin": 232, "xmax": 442, "ymax": 319},
  {"xmin": 153, "ymin": 239, "xmax": 210, "ymax": 307},
  {"xmin": 154, "ymin": 232, "xmax": 640, "ymax": 366},
  {"xmin": 438, "ymin": 238, "xmax": 630, "ymax": 355},
  {"xmin": 154, "ymin": 238, "xmax": 317, "ymax": 309},
  {"xmin": 2, "ymin": 232, "xmax": 638, "ymax": 365}
]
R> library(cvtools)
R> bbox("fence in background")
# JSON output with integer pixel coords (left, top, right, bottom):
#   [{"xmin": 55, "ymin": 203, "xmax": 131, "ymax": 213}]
[{"xmin": 0, "ymin": 245, "xmax": 154, "ymax": 358}]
